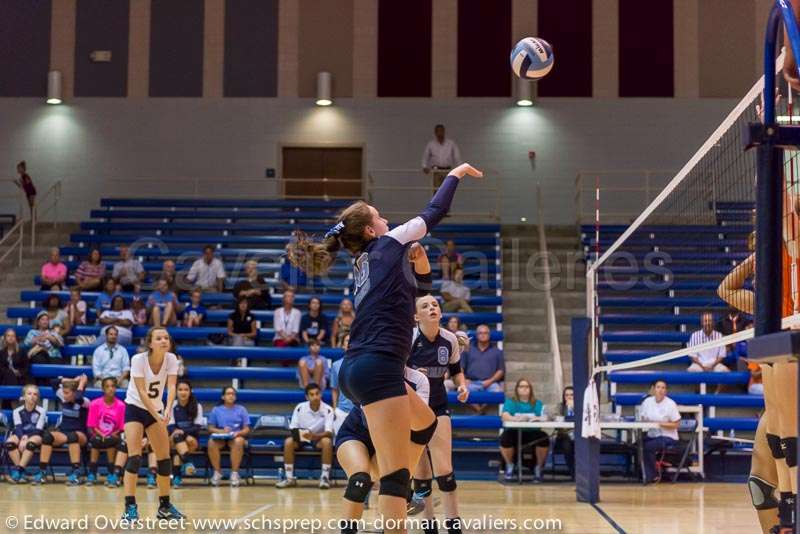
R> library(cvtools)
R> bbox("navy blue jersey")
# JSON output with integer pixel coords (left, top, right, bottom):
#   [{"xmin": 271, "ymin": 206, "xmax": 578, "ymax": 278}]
[
  {"xmin": 12, "ymin": 405, "xmax": 47, "ymax": 438},
  {"xmin": 56, "ymin": 388, "xmax": 89, "ymax": 433},
  {"xmin": 408, "ymin": 328, "xmax": 461, "ymax": 410},
  {"xmin": 346, "ymin": 175, "xmax": 460, "ymax": 362},
  {"xmin": 168, "ymin": 400, "xmax": 204, "ymax": 436}
]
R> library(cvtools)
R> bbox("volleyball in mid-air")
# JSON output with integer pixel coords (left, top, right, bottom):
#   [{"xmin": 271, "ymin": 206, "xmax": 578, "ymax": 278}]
[{"xmin": 510, "ymin": 37, "xmax": 554, "ymax": 80}]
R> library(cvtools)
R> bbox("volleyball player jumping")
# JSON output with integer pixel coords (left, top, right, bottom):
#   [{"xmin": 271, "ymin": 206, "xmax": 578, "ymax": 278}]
[
  {"xmin": 289, "ymin": 162, "xmax": 482, "ymax": 532},
  {"xmin": 120, "ymin": 327, "xmax": 185, "ymax": 521},
  {"xmin": 408, "ymin": 294, "xmax": 469, "ymax": 534}
]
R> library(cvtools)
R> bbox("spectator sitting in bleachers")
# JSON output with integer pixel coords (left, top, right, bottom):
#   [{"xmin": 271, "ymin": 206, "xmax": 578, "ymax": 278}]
[
  {"xmin": 42, "ymin": 294, "xmax": 70, "ymax": 337},
  {"xmin": 91, "ymin": 326, "xmax": 130, "ymax": 388},
  {"xmin": 300, "ymin": 296, "xmax": 328, "ymax": 346},
  {"xmin": 438, "ymin": 239, "xmax": 464, "ymax": 279},
  {"xmin": 280, "ymin": 257, "xmax": 307, "ymax": 291},
  {"xmin": 131, "ymin": 296, "xmax": 147, "ymax": 326},
  {"xmin": 147, "ymin": 278, "xmax": 179, "ymax": 327},
  {"xmin": 273, "ymin": 289, "xmax": 301, "ymax": 347},
  {"xmin": 745, "ymin": 358, "xmax": 763, "ymax": 395},
  {"xmin": 186, "ymin": 245, "xmax": 226, "ymax": 292},
  {"xmin": 638, "ymin": 379, "xmax": 681, "ymax": 484},
  {"xmin": 86, "ymin": 377, "xmax": 126, "ymax": 487},
  {"xmin": 98, "ymin": 295, "xmax": 135, "ymax": 346},
  {"xmin": 182, "ymin": 288, "xmax": 206, "ymax": 328},
  {"xmin": 330, "ymin": 298, "xmax": 354, "ymax": 349},
  {"xmin": 0, "ymin": 328, "xmax": 29, "ymax": 387},
  {"xmin": 228, "ymin": 297, "xmax": 257, "ymax": 348},
  {"xmin": 41, "ymin": 247, "xmax": 67, "ymax": 291},
  {"xmin": 75, "ymin": 249, "xmax": 106, "ymax": 291},
  {"xmin": 716, "ymin": 307, "xmax": 751, "ymax": 361},
  {"xmin": 38, "ymin": 375, "xmax": 91, "ymax": 485},
  {"xmin": 499, "ymin": 378, "xmax": 549, "ymax": 482},
  {"xmin": 65, "ymin": 287, "xmax": 87, "ymax": 327},
  {"xmin": 446, "ymin": 315, "xmax": 468, "ymax": 338},
  {"xmin": 276, "ymin": 383, "xmax": 334, "ymax": 489},
  {"xmin": 330, "ymin": 334, "xmax": 352, "ymax": 435},
  {"xmin": 458, "ymin": 324, "xmax": 504, "ymax": 414},
  {"xmin": 233, "ymin": 259, "xmax": 271, "ymax": 310},
  {"xmin": 440, "ymin": 265, "xmax": 473, "ymax": 313},
  {"xmin": 687, "ymin": 311, "xmax": 729, "ymax": 374},
  {"xmin": 298, "ymin": 340, "xmax": 329, "ymax": 390},
  {"xmin": 552, "ymin": 386, "xmax": 575, "ymax": 479},
  {"xmin": 168, "ymin": 379, "xmax": 203, "ymax": 488},
  {"xmin": 160, "ymin": 259, "xmax": 180, "ymax": 294},
  {"xmin": 112, "ymin": 244, "xmax": 145, "ymax": 292},
  {"xmin": 95, "ymin": 277, "xmax": 118, "ymax": 318},
  {"xmin": 23, "ymin": 311, "xmax": 64, "ymax": 365},
  {"xmin": 207, "ymin": 386, "xmax": 251, "ymax": 487},
  {"xmin": 6, "ymin": 384, "xmax": 46, "ymax": 483}
]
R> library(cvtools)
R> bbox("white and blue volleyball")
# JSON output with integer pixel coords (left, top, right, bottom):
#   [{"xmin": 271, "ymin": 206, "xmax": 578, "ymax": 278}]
[{"xmin": 510, "ymin": 37, "xmax": 554, "ymax": 80}]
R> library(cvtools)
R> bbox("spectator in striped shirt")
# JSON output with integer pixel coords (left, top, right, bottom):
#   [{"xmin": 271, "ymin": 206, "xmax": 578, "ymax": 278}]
[
  {"xmin": 75, "ymin": 249, "xmax": 106, "ymax": 291},
  {"xmin": 687, "ymin": 311, "xmax": 729, "ymax": 373}
]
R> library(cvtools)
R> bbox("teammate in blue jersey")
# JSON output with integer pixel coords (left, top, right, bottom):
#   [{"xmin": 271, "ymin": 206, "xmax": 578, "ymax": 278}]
[
  {"xmin": 289, "ymin": 162, "xmax": 482, "ymax": 530},
  {"xmin": 408, "ymin": 294, "xmax": 470, "ymax": 534}
]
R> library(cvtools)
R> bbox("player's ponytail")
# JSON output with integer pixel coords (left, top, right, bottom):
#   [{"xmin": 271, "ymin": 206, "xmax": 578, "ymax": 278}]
[{"xmin": 287, "ymin": 201, "xmax": 374, "ymax": 277}]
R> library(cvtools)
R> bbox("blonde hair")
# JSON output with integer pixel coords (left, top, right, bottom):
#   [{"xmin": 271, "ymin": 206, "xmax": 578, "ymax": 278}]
[
  {"xmin": 22, "ymin": 384, "xmax": 40, "ymax": 402},
  {"xmin": 287, "ymin": 201, "xmax": 374, "ymax": 276}
]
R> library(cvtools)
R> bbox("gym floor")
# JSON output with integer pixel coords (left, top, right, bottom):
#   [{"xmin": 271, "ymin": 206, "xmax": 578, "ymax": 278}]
[{"xmin": 0, "ymin": 479, "xmax": 755, "ymax": 533}]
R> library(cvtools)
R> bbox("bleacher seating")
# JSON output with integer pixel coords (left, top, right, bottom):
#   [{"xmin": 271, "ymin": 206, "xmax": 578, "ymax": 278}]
[
  {"xmin": 2, "ymin": 197, "xmax": 506, "ymax": 479},
  {"xmin": 584, "ymin": 201, "xmax": 759, "ymax": 436}
]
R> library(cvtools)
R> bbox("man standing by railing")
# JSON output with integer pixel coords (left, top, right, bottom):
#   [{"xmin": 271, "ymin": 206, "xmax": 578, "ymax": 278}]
[{"xmin": 422, "ymin": 124, "xmax": 462, "ymax": 186}]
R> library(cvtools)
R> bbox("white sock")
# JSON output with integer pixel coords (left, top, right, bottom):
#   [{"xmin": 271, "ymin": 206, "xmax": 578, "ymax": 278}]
[
  {"xmin": 505, "ymin": 463, "xmax": 514, "ymax": 474},
  {"xmin": 285, "ymin": 464, "xmax": 294, "ymax": 479},
  {"xmin": 321, "ymin": 464, "xmax": 331, "ymax": 477}
]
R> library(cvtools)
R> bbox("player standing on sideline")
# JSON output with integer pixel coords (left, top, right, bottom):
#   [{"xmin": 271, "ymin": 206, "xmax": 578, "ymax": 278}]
[
  {"xmin": 289, "ymin": 162, "xmax": 483, "ymax": 533},
  {"xmin": 168, "ymin": 379, "xmax": 203, "ymax": 488},
  {"xmin": 120, "ymin": 327, "xmax": 184, "ymax": 521},
  {"xmin": 408, "ymin": 294, "xmax": 470, "ymax": 534}
]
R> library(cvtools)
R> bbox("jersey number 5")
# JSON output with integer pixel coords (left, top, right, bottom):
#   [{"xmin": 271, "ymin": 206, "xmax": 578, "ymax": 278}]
[{"xmin": 147, "ymin": 382, "xmax": 159, "ymax": 399}]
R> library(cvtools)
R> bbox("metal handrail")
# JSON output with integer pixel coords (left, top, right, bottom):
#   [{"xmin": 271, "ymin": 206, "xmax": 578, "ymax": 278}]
[
  {"xmin": 0, "ymin": 219, "xmax": 25, "ymax": 268},
  {"xmin": 31, "ymin": 180, "xmax": 62, "ymax": 253}
]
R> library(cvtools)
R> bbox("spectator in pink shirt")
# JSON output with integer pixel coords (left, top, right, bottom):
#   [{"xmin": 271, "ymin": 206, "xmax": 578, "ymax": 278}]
[
  {"xmin": 41, "ymin": 247, "xmax": 67, "ymax": 291},
  {"xmin": 86, "ymin": 377, "xmax": 126, "ymax": 487}
]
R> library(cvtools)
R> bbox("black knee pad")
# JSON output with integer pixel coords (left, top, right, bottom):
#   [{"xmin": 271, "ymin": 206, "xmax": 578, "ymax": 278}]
[
  {"xmin": 125, "ymin": 455, "xmax": 142, "ymax": 475},
  {"xmin": 436, "ymin": 472, "xmax": 457, "ymax": 492},
  {"xmin": 4, "ymin": 441, "xmax": 17, "ymax": 452},
  {"xmin": 767, "ymin": 434, "xmax": 785, "ymax": 459},
  {"xmin": 344, "ymin": 472, "xmax": 373, "ymax": 503},
  {"xmin": 117, "ymin": 441, "xmax": 128, "ymax": 454},
  {"xmin": 156, "ymin": 458, "xmax": 171, "ymax": 476},
  {"xmin": 414, "ymin": 478, "xmax": 433, "ymax": 498},
  {"xmin": 64, "ymin": 431, "xmax": 79, "ymax": 444},
  {"xmin": 25, "ymin": 441, "xmax": 39, "ymax": 452},
  {"xmin": 411, "ymin": 419, "xmax": 438, "ymax": 446},
  {"xmin": 378, "ymin": 468, "xmax": 410, "ymax": 499},
  {"xmin": 748, "ymin": 475, "xmax": 778, "ymax": 510},
  {"xmin": 781, "ymin": 438, "xmax": 798, "ymax": 468},
  {"xmin": 41, "ymin": 431, "xmax": 54, "ymax": 446},
  {"xmin": 172, "ymin": 432, "xmax": 186, "ymax": 444}
]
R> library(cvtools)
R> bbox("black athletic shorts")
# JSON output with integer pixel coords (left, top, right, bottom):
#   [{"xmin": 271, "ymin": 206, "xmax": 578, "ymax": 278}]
[
  {"xmin": 338, "ymin": 354, "xmax": 407, "ymax": 406},
  {"xmin": 500, "ymin": 429, "xmax": 549, "ymax": 449},
  {"xmin": 90, "ymin": 434, "xmax": 121, "ymax": 450},
  {"xmin": 124, "ymin": 403, "xmax": 159, "ymax": 429},
  {"xmin": 431, "ymin": 402, "xmax": 450, "ymax": 418},
  {"xmin": 334, "ymin": 409, "xmax": 375, "ymax": 458}
]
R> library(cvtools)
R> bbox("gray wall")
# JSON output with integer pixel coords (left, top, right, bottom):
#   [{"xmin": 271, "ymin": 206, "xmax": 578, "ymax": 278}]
[{"xmin": 0, "ymin": 97, "xmax": 737, "ymax": 225}]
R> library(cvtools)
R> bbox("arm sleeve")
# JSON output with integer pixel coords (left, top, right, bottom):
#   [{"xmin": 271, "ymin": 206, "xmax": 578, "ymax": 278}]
[
  {"xmin": 404, "ymin": 367, "xmax": 430, "ymax": 405},
  {"xmin": 414, "ymin": 271, "xmax": 433, "ymax": 296},
  {"xmin": 130, "ymin": 355, "xmax": 145, "ymax": 379},
  {"xmin": 289, "ymin": 405, "xmax": 300, "ymax": 429},
  {"xmin": 36, "ymin": 408, "xmax": 46, "ymax": 430},
  {"xmin": 194, "ymin": 404, "xmax": 205, "ymax": 426}
]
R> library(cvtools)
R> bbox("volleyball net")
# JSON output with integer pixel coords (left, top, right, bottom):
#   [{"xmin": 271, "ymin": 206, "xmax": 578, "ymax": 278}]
[{"xmin": 583, "ymin": 50, "xmax": 800, "ymax": 386}]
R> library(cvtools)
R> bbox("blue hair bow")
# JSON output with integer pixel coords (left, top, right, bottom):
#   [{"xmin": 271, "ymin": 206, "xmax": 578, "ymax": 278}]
[{"xmin": 324, "ymin": 222, "xmax": 345, "ymax": 240}]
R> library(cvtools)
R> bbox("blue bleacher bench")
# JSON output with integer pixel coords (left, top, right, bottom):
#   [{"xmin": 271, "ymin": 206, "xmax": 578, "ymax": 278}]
[
  {"xmin": 608, "ymin": 371, "xmax": 750, "ymax": 386},
  {"xmin": 601, "ymin": 331, "xmax": 689, "ymax": 343},
  {"xmin": 603, "ymin": 350, "xmax": 691, "ymax": 364},
  {"xmin": 599, "ymin": 314, "xmax": 703, "ymax": 326},
  {"xmin": 90, "ymin": 209, "xmax": 342, "ymax": 221},
  {"xmin": 613, "ymin": 392, "xmax": 763, "ymax": 408},
  {"xmin": 100, "ymin": 198, "xmax": 354, "ymax": 209},
  {"xmin": 705, "ymin": 417, "xmax": 758, "ymax": 432},
  {"xmin": 82, "ymin": 221, "xmax": 501, "ymax": 235},
  {"xmin": 580, "ymin": 224, "xmax": 752, "ymax": 235},
  {"xmin": 599, "ymin": 297, "xmax": 728, "ymax": 308}
]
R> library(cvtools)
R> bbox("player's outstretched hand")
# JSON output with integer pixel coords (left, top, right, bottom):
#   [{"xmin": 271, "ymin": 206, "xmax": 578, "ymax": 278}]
[{"xmin": 450, "ymin": 163, "xmax": 483, "ymax": 179}]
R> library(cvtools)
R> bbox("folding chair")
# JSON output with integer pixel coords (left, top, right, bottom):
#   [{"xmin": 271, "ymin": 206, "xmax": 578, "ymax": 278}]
[{"xmin": 659, "ymin": 419, "xmax": 700, "ymax": 482}]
